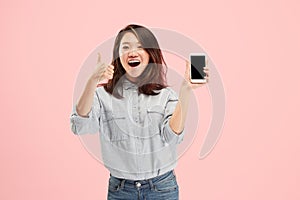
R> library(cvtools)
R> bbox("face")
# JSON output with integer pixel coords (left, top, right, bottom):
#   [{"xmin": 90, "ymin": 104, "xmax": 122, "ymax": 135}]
[{"xmin": 119, "ymin": 32, "xmax": 150, "ymax": 82}]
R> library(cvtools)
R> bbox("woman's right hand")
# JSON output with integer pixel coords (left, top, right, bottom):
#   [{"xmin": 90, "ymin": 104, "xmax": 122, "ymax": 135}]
[
  {"xmin": 89, "ymin": 53, "xmax": 114, "ymax": 84},
  {"xmin": 76, "ymin": 53, "xmax": 114, "ymax": 117}
]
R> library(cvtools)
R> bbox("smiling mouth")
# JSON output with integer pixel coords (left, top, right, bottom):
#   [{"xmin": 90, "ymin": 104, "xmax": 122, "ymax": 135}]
[{"xmin": 128, "ymin": 60, "xmax": 141, "ymax": 67}]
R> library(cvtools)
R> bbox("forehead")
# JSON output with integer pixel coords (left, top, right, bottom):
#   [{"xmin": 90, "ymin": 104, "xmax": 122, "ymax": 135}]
[{"xmin": 120, "ymin": 32, "xmax": 140, "ymax": 44}]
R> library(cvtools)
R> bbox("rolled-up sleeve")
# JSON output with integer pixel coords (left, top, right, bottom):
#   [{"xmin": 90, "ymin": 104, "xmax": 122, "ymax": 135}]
[
  {"xmin": 70, "ymin": 91, "xmax": 101, "ymax": 135},
  {"xmin": 161, "ymin": 89, "xmax": 185, "ymax": 144}
]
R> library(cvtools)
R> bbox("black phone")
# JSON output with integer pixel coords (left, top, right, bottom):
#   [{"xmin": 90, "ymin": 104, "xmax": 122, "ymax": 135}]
[{"xmin": 190, "ymin": 53, "xmax": 206, "ymax": 83}]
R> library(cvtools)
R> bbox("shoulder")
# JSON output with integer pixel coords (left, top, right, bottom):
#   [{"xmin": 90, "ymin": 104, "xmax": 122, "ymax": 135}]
[
  {"xmin": 160, "ymin": 87, "xmax": 179, "ymax": 100},
  {"xmin": 95, "ymin": 85, "xmax": 106, "ymax": 93},
  {"xmin": 94, "ymin": 85, "xmax": 111, "ymax": 100}
]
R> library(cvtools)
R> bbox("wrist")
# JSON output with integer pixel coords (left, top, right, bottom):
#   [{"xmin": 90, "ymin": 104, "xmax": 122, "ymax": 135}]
[
  {"xmin": 180, "ymin": 80, "xmax": 192, "ymax": 92},
  {"xmin": 87, "ymin": 76, "xmax": 99, "ymax": 88},
  {"xmin": 179, "ymin": 81, "xmax": 192, "ymax": 102}
]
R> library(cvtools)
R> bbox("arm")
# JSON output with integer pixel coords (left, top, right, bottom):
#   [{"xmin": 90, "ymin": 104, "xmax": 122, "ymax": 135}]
[
  {"xmin": 70, "ymin": 53, "xmax": 114, "ymax": 135},
  {"xmin": 76, "ymin": 53, "xmax": 114, "ymax": 117},
  {"xmin": 169, "ymin": 82, "xmax": 192, "ymax": 134},
  {"xmin": 169, "ymin": 61, "xmax": 209, "ymax": 134},
  {"xmin": 76, "ymin": 78, "xmax": 100, "ymax": 117}
]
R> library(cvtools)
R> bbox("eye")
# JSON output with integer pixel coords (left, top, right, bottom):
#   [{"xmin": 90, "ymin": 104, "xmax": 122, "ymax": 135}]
[
  {"xmin": 122, "ymin": 45, "xmax": 129, "ymax": 50},
  {"xmin": 137, "ymin": 45, "xmax": 143, "ymax": 49}
]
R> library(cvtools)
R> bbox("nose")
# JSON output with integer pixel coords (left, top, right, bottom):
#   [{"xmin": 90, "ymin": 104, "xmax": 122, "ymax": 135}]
[{"xmin": 128, "ymin": 48, "xmax": 138, "ymax": 57}]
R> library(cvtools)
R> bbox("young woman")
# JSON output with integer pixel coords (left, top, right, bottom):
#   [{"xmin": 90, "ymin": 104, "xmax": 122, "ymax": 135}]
[{"xmin": 71, "ymin": 24, "xmax": 209, "ymax": 200}]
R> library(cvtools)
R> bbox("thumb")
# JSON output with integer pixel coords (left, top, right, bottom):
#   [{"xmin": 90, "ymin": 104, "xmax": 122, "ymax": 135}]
[
  {"xmin": 97, "ymin": 52, "xmax": 101, "ymax": 64},
  {"xmin": 186, "ymin": 60, "xmax": 189, "ymax": 70},
  {"xmin": 186, "ymin": 60, "xmax": 191, "ymax": 72},
  {"xmin": 185, "ymin": 60, "xmax": 190, "ymax": 78}
]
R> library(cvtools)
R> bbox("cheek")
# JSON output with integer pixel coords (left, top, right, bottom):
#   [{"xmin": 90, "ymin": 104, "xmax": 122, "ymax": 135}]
[
  {"xmin": 142, "ymin": 52, "xmax": 150, "ymax": 63},
  {"xmin": 120, "ymin": 54, "xmax": 127, "ymax": 65}
]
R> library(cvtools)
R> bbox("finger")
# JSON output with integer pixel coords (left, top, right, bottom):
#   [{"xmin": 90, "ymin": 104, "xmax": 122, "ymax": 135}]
[
  {"xmin": 97, "ymin": 53, "xmax": 101, "ymax": 64},
  {"xmin": 106, "ymin": 67, "xmax": 115, "ymax": 76},
  {"xmin": 107, "ymin": 64, "xmax": 115, "ymax": 71},
  {"xmin": 186, "ymin": 60, "xmax": 190, "ymax": 70},
  {"xmin": 97, "ymin": 64, "xmax": 106, "ymax": 73},
  {"xmin": 106, "ymin": 70, "xmax": 114, "ymax": 77},
  {"xmin": 108, "ymin": 74, "xmax": 114, "ymax": 79},
  {"xmin": 104, "ymin": 72, "xmax": 114, "ymax": 80},
  {"xmin": 106, "ymin": 67, "xmax": 114, "ymax": 74},
  {"xmin": 184, "ymin": 62, "xmax": 191, "ymax": 81}
]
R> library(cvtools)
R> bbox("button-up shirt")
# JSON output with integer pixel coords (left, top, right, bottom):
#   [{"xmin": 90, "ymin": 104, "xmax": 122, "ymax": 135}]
[{"xmin": 70, "ymin": 78, "xmax": 185, "ymax": 180}]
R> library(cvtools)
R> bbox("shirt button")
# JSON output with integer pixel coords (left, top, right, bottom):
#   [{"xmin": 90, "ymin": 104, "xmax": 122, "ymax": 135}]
[{"xmin": 136, "ymin": 182, "xmax": 141, "ymax": 187}]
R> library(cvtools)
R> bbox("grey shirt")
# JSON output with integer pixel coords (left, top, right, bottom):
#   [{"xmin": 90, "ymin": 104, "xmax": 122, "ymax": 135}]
[{"xmin": 70, "ymin": 79, "xmax": 185, "ymax": 180}]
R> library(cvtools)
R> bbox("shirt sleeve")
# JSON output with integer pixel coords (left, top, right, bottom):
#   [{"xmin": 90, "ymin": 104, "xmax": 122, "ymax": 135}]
[
  {"xmin": 160, "ymin": 88, "xmax": 185, "ymax": 144},
  {"xmin": 70, "ymin": 91, "xmax": 102, "ymax": 135}
]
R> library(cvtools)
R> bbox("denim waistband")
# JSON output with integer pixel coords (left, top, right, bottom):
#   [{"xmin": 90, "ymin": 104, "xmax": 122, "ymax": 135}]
[{"xmin": 110, "ymin": 170, "xmax": 175, "ymax": 188}]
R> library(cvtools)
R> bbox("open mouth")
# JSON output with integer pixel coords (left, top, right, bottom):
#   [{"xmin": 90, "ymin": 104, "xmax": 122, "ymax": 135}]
[{"xmin": 128, "ymin": 60, "xmax": 141, "ymax": 67}]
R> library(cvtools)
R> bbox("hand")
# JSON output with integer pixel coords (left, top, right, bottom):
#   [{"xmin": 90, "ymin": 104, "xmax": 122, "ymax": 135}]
[
  {"xmin": 89, "ymin": 53, "xmax": 114, "ymax": 84},
  {"xmin": 183, "ymin": 60, "xmax": 210, "ymax": 89}
]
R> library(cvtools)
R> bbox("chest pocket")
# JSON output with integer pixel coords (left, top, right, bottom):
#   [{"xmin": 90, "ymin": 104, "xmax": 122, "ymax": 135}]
[
  {"xmin": 146, "ymin": 106, "xmax": 165, "ymax": 134},
  {"xmin": 101, "ymin": 110, "xmax": 128, "ymax": 142}
]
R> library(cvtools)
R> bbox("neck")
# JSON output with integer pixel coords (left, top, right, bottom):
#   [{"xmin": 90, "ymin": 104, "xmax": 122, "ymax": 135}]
[{"xmin": 125, "ymin": 74, "xmax": 138, "ymax": 83}]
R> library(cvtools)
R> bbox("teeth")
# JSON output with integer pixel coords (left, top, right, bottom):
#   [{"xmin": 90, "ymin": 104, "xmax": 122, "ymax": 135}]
[
  {"xmin": 128, "ymin": 60, "xmax": 141, "ymax": 67},
  {"xmin": 128, "ymin": 60, "xmax": 140, "ymax": 63}
]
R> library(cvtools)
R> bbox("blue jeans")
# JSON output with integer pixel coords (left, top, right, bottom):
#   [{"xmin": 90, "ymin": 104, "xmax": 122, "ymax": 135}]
[{"xmin": 107, "ymin": 170, "xmax": 179, "ymax": 200}]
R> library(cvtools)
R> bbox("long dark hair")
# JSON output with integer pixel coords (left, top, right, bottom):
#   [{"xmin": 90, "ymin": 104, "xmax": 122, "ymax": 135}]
[{"xmin": 104, "ymin": 24, "xmax": 168, "ymax": 98}]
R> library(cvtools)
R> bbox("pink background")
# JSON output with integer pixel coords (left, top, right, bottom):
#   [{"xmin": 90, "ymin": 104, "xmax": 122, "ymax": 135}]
[{"xmin": 1, "ymin": 0, "xmax": 300, "ymax": 199}]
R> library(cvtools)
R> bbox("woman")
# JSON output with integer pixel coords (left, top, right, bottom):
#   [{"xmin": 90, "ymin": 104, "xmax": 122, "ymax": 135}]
[{"xmin": 71, "ymin": 24, "xmax": 209, "ymax": 200}]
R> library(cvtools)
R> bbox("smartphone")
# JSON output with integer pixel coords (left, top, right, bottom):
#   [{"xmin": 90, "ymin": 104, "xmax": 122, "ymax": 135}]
[{"xmin": 190, "ymin": 53, "xmax": 207, "ymax": 83}]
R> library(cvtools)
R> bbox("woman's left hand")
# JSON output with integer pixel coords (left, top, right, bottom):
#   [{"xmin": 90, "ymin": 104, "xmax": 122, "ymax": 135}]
[
  {"xmin": 183, "ymin": 60, "xmax": 210, "ymax": 89},
  {"xmin": 171, "ymin": 60, "xmax": 210, "ymax": 134}
]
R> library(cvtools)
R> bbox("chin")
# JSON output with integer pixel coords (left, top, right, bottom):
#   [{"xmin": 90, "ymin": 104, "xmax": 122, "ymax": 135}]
[{"xmin": 128, "ymin": 74, "xmax": 141, "ymax": 79}]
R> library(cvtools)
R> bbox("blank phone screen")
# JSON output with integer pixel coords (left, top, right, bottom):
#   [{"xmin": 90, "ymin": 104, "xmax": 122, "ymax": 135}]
[{"xmin": 191, "ymin": 55, "xmax": 205, "ymax": 79}]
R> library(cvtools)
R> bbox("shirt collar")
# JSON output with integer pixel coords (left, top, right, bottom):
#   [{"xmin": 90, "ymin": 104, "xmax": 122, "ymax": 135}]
[{"xmin": 123, "ymin": 78, "xmax": 138, "ymax": 90}]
